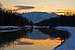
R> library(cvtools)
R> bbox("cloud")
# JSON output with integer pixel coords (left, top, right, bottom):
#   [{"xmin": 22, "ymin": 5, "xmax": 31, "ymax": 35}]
[{"xmin": 14, "ymin": 6, "xmax": 35, "ymax": 10}]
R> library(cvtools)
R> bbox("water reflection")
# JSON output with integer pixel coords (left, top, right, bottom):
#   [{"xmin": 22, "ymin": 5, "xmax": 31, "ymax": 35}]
[{"xmin": 0, "ymin": 9, "xmax": 71, "ymax": 50}]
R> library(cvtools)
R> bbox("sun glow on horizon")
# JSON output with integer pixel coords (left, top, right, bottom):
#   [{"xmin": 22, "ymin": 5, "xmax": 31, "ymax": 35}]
[
  {"xmin": 10, "ymin": 6, "xmax": 75, "ymax": 16},
  {"xmin": 1, "ymin": 0, "xmax": 75, "ymax": 14}
]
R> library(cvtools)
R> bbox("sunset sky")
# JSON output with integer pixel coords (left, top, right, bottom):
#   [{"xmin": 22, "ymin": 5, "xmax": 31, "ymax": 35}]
[{"xmin": 0, "ymin": 0, "xmax": 75, "ymax": 13}]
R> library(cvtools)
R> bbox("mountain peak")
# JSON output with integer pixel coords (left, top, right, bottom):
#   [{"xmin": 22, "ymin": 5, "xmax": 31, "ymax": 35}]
[{"xmin": 21, "ymin": 12, "xmax": 59, "ymax": 23}]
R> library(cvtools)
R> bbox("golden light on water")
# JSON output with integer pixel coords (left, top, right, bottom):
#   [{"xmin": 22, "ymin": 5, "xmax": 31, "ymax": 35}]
[{"xmin": 16, "ymin": 37, "xmax": 64, "ymax": 49}]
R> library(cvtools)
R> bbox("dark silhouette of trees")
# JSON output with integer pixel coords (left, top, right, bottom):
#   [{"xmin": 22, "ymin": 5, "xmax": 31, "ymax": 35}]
[
  {"xmin": 0, "ymin": 8, "xmax": 33, "ymax": 48},
  {"xmin": 0, "ymin": 8, "xmax": 33, "ymax": 26},
  {"xmin": 35, "ymin": 14, "xmax": 75, "ymax": 27}
]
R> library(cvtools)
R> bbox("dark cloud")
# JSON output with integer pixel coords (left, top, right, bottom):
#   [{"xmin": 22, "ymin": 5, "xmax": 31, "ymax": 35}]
[{"xmin": 14, "ymin": 6, "xmax": 35, "ymax": 10}]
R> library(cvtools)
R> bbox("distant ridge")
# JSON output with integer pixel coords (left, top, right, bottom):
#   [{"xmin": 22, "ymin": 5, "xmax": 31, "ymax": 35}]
[{"xmin": 22, "ymin": 12, "xmax": 59, "ymax": 23}]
